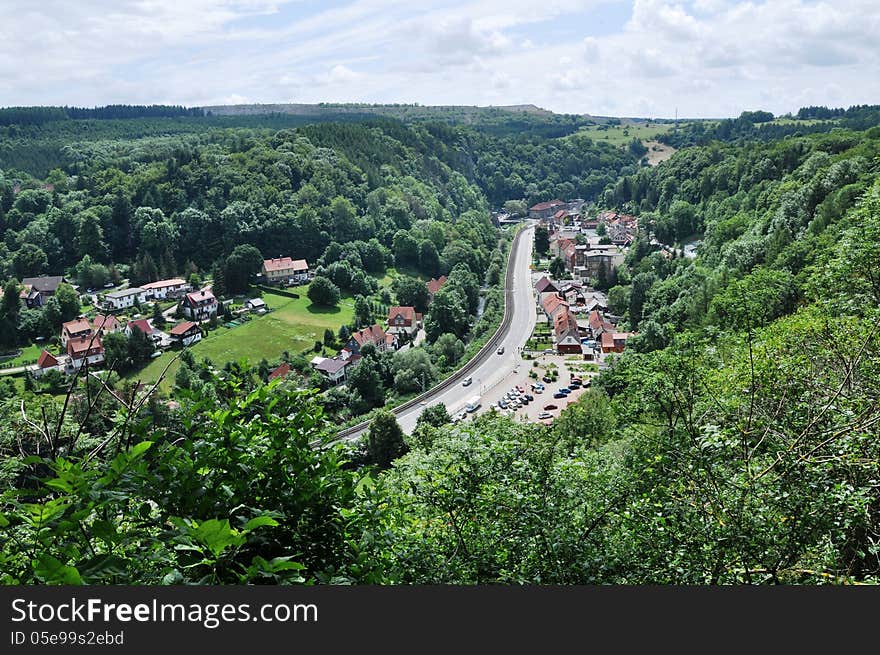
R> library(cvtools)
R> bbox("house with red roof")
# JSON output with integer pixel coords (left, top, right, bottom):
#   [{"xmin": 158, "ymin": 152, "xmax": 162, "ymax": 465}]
[
  {"xmin": 169, "ymin": 321, "xmax": 202, "ymax": 347},
  {"xmin": 180, "ymin": 288, "xmax": 218, "ymax": 321},
  {"xmin": 534, "ymin": 276, "xmax": 559, "ymax": 305},
  {"xmin": 91, "ymin": 314, "xmax": 121, "ymax": 337},
  {"xmin": 588, "ymin": 310, "xmax": 616, "ymax": 338},
  {"xmin": 553, "ymin": 308, "xmax": 582, "ymax": 355},
  {"xmin": 601, "ymin": 331, "xmax": 635, "ymax": 354},
  {"xmin": 262, "ymin": 257, "xmax": 309, "ymax": 286},
  {"xmin": 126, "ymin": 318, "xmax": 154, "ymax": 339},
  {"xmin": 541, "ymin": 294, "xmax": 570, "ymax": 321},
  {"xmin": 529, "ymin": 199, "xmax": 566, "ymax": 220},
  {"xmin": 345, "ymin": 323, "xmax": 395, "ymax": 354},
  {"xmin": 33, "ymin": 350, "xmax": 64, "ymax": 377},
  {"xmin": 426, "ymin": 276, "xmax": 447, "ymax": 301},
  {"xmin": 61, "ymin": 317, "xmax": 92, "ymax": 348},
  {"xmin": 66, "ymin": 334, "xmax": 104, "ymax": 371},
  {"xmin": 268, "ymin": 362, "xmax": 292, "ymax": 381},
  {"xmin": 387, "ymin": 306, "xmax": 422, "ymax": 337}
]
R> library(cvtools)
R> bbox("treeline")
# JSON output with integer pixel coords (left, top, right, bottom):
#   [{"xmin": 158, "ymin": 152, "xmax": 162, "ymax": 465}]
[
  {"xmin": 0, "ymin": 104, "xmax": 204, "ymax": 126},
  {"xmin": 600, "ymin": 124, "xmax": 880, "ymax": 349},
  {"xmin": 664, "ymin": 105, "xmax": 880, "ymax": 148}
]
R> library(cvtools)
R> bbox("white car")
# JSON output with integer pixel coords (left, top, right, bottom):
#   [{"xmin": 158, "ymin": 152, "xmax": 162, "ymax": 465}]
[
  {"xmin": 538, "ymin": 411, "xmax": 553, "ymax": 419},
  {"xmin": 462, "ymin": 376, "xmax": 473, "ymax": 387}
]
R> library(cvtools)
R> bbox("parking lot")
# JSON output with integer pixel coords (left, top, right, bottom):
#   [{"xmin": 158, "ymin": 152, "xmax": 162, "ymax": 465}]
[{"xmin": 452, "ymin": 352, "xmax": 598, "ymax": 426}]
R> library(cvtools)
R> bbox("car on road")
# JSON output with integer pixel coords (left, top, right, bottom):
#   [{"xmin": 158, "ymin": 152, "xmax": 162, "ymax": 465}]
[
  {"xmin": 543, "ymin": 404, "xmax": 558, "ymax": 411},
  {"xmin": 462, "ymin": 376, "xmax": 472, "ymax": 387},
  {"xmin": 553, "ymin": 391, "xmax": 567, "ymax": 399},
  {"xmin": 538, "ymin": 411, "xmax": 553, "ymax": 420},
  {"xmin": 497, "ymin": 346, "xmax": 505, "ymax": 355}
]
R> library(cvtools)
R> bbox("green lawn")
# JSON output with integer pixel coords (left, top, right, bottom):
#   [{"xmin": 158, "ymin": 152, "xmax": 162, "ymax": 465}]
[
  {"xmin": 577, "ymin": 122, "xmax": 672, "ymax": 146},
  {"xmin": 0, "ymin": 343, "xmax": 48, "ymax": 368},
  {"xmin": 127, "ymin": 287, "xmax": 354, "ymax": 392}
]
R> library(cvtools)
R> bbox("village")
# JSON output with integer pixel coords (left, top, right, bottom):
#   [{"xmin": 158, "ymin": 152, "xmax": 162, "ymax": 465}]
[
  {"xmin": 14, "ymin": 255, "xmax": 447, "ymax": 391},
  {"xmin": 443, "ymin": 199, "xmax": 639, "ymax": 427},
  {"xmin": 6, "ymin": 198, "xmax": 641, "ymax": 432}
]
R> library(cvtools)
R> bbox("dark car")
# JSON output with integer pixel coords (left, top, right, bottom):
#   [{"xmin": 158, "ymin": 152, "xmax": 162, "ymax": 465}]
[
  {"xmin": 558, "ymin": 387, "xmax": 571, "ymax": 394},
  {"xmin": 569, "ymin": 380, "xmax": 581, "ymax": 388},
  {"xmin": 542, "ymin": 376, "xmax": 553, "ymax": 383},
  {"xmin": 524, "ymin": 393, "xmax": 534, "ymax": 401},
  {"xmin": 543, "ymin": 404, "xmax": 558, "ymax": 411},
  {"xmin": 553, "ymin": 391, "xmax": 566, "ymax": 399}
]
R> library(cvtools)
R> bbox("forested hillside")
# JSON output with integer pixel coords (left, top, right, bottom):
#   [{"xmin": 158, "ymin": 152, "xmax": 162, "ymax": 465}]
[{"xmin": 1, "ymin": 106, "xmax": 878, "ymax": 585}]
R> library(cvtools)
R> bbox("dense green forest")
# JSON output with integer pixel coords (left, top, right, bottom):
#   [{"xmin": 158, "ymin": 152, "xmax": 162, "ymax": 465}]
[{"xmin": 1, "ymin": 105, "xmax": 879, "ymax": 584}]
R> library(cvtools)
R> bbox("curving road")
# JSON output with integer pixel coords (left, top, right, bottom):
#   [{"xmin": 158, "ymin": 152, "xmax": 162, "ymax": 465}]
[{"xmin": 336, "ymin": 223, "xmax": 536, "ymax": 441}]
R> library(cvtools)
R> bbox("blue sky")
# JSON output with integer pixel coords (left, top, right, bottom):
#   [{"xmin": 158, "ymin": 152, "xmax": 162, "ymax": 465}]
[{"xmin": 1, "ymin": 0, "xmax": 878, "ymax": 118}]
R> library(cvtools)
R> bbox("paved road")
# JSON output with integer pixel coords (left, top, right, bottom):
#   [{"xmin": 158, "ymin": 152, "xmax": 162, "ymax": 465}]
[{"xmin": 342, "ymin": 224, "xmax": 536, "ymax": 439}]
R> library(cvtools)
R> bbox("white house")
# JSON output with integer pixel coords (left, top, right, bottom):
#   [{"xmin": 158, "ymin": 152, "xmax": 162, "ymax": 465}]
[
  {"xmin": 140, "ymin": 278, "xmax": 191, "ymax": 300},
  {"xmin": 169, "ymin": 321, "xmax": 202, "ymax": 347},
  {"xmin": 103, "ymin": 287, "xmax": 147, "ymax": 310},
  {"xmin": 180, "ymin": 289, "xmax": 218, "ymax": 321},
  {"xmin": 65, "ymin": 335, "xmax": 105, "ymax": 372},
  {"xmin": 262, "ymin": 257, "xmax": 309, "ymax": 286}
]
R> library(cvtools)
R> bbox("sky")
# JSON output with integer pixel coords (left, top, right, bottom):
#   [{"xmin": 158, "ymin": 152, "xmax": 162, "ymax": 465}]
[{"xmin": 1, "ymin": 0, "xmax": 879, "ymax": 118}]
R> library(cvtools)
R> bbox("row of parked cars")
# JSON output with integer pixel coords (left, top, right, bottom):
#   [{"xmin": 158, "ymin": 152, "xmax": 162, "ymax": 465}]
[{"xmin": 490, "ymin": 384, "xmax": 534, "ymax": 414}]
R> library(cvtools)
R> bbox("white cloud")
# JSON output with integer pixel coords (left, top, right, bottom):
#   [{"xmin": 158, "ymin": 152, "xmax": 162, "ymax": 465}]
[{"xmin": 0, "ymin": 1, "xmax": 878, "ymax": 117}]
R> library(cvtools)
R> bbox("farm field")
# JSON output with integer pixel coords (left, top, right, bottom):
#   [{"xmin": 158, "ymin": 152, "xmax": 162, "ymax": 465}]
[
  {"xmin": 127, "ymin": 287, "xmax": 354, "ymax": 392},
  {"xmin": 578, "ymin": 122, "xmax": 673, "ymax": 146}
]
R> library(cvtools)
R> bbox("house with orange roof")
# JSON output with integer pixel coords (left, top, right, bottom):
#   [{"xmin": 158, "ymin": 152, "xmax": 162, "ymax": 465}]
[
  {"xmin": 387, "ymin": 306, "xmax": 422, "ymax": 337},
  {"xmin": 262, "ymin": 257, "xmax": 309, "ymax": 286},
  {"xmin": 61, "ymin": 317, "xmax": 92, "ymax": 347}
]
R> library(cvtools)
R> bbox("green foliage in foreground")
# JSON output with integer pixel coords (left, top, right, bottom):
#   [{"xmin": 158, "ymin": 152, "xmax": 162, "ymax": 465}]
[{"xmin": 0, "ymin": 379, "xmax": 389, "ymax": 584}]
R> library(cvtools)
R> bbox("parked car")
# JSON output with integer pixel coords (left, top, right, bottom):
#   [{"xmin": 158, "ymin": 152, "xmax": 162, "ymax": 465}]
[
  {"xmin": 462, "ymin": 376, "xmax": 472, "ymax": 387},
  {"xmin": 516, "ymin": 385, "xmax": 525, "ymax": 393},
  {"xmin": 498, "ymin": 399, "xmax": 509, "ymax": 409},
  {"xmin": 553, "ymin": 391, "xmax": 567, "ymax": 399},
  {"xmin": 524, "ymin": 394, "xmax": 534, "ymax": 401},
  {"xmin": 542, "ymin": 376, "xmax": 553, "ymax": 383},
  {"xmin": 543, "ymin": 404, "xmax": 558, "ymax": 411},
  {"xmin": 558, "ymin": 387, "xmax": 571, "ymax": 394},
  {"xmin": 538, "ymin": 411, "xmax": 553, "ymax": 419},
  {"xmin": 533, "ymin": 387, "xmax": 543, "ymax": 394}
]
